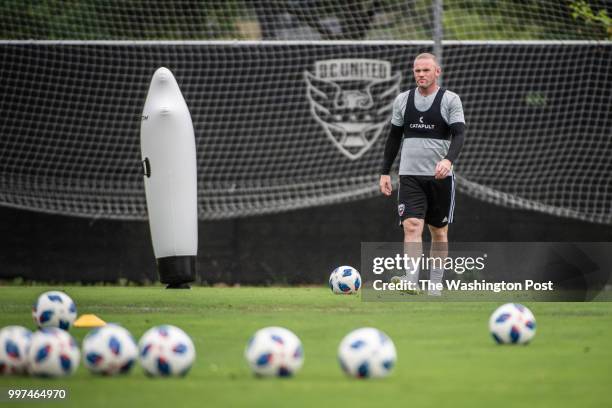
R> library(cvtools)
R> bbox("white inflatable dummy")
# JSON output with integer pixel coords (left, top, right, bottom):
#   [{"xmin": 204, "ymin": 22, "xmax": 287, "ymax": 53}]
[{"xmin": 140, "ymin": 67, "xmax": 198, "ymax": 288}]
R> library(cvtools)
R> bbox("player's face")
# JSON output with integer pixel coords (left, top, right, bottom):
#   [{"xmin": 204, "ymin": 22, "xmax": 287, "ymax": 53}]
[{"xmin": 413, "ymin": 59, "xmax": 440, "ymax": 90}]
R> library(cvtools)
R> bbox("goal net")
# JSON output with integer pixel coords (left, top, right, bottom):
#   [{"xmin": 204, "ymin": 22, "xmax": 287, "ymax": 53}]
[{"xmin": 0, "ymin": 1, "xmax": 610, "ymax": 224}]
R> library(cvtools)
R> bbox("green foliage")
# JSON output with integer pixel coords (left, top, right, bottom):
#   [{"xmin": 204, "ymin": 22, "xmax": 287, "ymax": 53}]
[
  {"xmin": 443, "ymin": 0, "xmax": 607, "ymax": 40},
  {"xmin": 0, "ymin": 0, "xmax": 249, "ymax": 40},
  {"xmin": 0, "ymin": 1, "xmax": 609, "ymax": 40},
  {"xmin": 569, "ymin": 0, "xmax": 612, "ymax": 39}
]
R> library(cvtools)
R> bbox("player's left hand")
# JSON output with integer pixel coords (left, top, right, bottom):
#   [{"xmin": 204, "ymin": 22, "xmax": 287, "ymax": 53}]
[{"xmin": 434, "ymin": 159, "xmax": 452, "ymax": 179}]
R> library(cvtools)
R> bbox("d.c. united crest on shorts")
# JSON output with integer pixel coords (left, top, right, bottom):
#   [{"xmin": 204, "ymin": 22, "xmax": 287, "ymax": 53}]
[
  {"xmin": 304, "ymin": 59, "xmax": 401, "ymax": 160},
  {"xmin": 398, "ymin": 204, "xmax": 405, "ymax": 217}
]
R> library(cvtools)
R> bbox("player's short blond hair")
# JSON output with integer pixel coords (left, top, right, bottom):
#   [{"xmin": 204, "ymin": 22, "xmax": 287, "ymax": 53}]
[{"xmin": 414, "ymin": 53, "xmax": 440, "ymax": 67}]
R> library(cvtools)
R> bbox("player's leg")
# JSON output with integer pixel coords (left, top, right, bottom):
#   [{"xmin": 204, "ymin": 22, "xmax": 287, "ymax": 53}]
[
  {"xmin": 397, "ymin": 176, "xmax": 427, "ymax": 243},
  {"xmin": 424, "ymin": 174, "xmax": 455, "ymax": 295},
  {"xmin": 403, "ymin": 217, "xmax": 424, "ymax": 243},
  {"xmin": 428, "ymin": 224, "xmax": 448, "ymax": 243},
  {"xmin": 427, "ymin": 225, "xmax": 448, "ymax": 296},
  {"xmin": 393, "ymin": 176, "xmax": 427, "ymax": 292},
  {"xmin": 402, "ymin": 218, "xmax": 424, "ymax": 291},
  {"xmin": 428, "ymin": 222, "xmax": 448, "ymax": 259}
]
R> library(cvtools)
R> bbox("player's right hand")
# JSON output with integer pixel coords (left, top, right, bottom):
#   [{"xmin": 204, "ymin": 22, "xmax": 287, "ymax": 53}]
[{"xmin": 379, "ymin": 175, "xmax": 392, "ymax": 196}]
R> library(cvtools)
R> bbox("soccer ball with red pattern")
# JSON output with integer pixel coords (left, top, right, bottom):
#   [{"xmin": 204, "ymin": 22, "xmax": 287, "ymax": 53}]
[
  {"xmin": 329, "ymin": 266, "xmax": 361, "ymax": 294},
  {"xmin": 244, "ymin": 327, "xmax": 304, "ymax": 377},
  {"xmin": 0, "ymin": 326, "xmax": 32, "ymax": 375},
  {"xmin": 138, "ymin": 325, "xmax": 195, "ymax": 377},
  {"xmin": 32, "ymin": 291, "xmax": 77, "ymax": 331},
  {"xmin": 27, "ymin": 327, "xmax": 80, "ymax": 377},
  {"xmin": 337, "ymin": 327, "xmax": 397, "ymax": 379},
  {"xmin": 489, "ymin": 303, "xmax": 536, "ymax": 345},
  {"xmin": 83, "ymin": 324, "xmax": 138, "ymax": 375}
]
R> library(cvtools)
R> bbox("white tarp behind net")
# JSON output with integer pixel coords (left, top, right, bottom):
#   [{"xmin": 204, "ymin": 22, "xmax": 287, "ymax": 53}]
[{"xmin": 0, "ymin": 1, "xmax": 610, "ymax": 224}]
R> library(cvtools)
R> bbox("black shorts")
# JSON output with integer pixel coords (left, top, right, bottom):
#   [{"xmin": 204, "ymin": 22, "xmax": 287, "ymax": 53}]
[{"xmin": 397, "ymin": 174, "xmax": 456, "ymax": 228}]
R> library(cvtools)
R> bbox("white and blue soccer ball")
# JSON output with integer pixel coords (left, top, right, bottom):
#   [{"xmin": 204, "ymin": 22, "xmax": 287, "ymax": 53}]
[
  {"xmin": 244, "ymin": 327, "xmax": 304, "ymax": 377},
  {"xmin": 83, "ymin": 324, "xmax": 138, "ymax": 375},
  {"xmin": 489, "ymin": 303, "xmax": 536, "ymax": 345},
  {"xmin": 329, "ymin": 265, "xmax": 361, "ymax": 294},
  {"xmin": 0, "ymin": 326, "xmax": 32, "ymax": 375},
  {"xmin": 138, "ymin": 325, "xmax": 195, "ymax": 377},
  {"xmin": 32, "ymin": 291, "xmax": 77, "ymax": 331},
  {"xmin": 27, "ymin": 327, "xmax": 80, "ymax": 377},
  {"xmin": 338, "ymin": 328, "xmax": 396, "ymax": 379}
]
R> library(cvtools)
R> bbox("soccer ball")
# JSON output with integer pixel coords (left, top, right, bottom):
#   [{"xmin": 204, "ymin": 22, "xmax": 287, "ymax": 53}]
[
  {"xmin": 338, "ymin": 327, "xmax": 397, "ymax": 379},
  {"xmin": 138, "ymin": 325, "xmax": 195, "ymax": 377},
  {"xmin": 0, "ymin": 326, "xmax": 32, "ymax": 375},
  {"xmin": 32, "ymin": 291, "xmax": 77, "ymax": 331},
  {"xmin": 244, "ymin": 327, "xmax": 304, "ymax": 377},
  {"xmin": 83, "ymin": 324, "xmax": 138, "ymax": 375},
  {"xmin": 329, "ymin": 265, "xmax": 361, "ymax": 294},
  {"xmin": 27, "ymin": 327, "xmax": 80, "ymax": 377},
  {"xmin": 489, "ymin": 303, "xmax": 536, "ymax": 345}
]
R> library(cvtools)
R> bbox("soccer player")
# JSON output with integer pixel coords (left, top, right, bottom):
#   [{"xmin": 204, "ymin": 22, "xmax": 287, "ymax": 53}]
[{"xmin": 379, "ymin": 53, "xmax": 466, "ymax": 294}]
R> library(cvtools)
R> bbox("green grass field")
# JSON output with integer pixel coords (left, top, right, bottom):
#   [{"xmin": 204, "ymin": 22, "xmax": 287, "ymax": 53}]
[{"xmin": 1, "ymin": 286, "xmax": 611, "ymax": 407}]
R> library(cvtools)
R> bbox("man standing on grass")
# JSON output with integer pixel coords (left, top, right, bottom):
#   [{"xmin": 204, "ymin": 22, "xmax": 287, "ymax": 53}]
[{"xmin": 379, "ymin": 53, "xmax": 466, "ymax": 295}]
